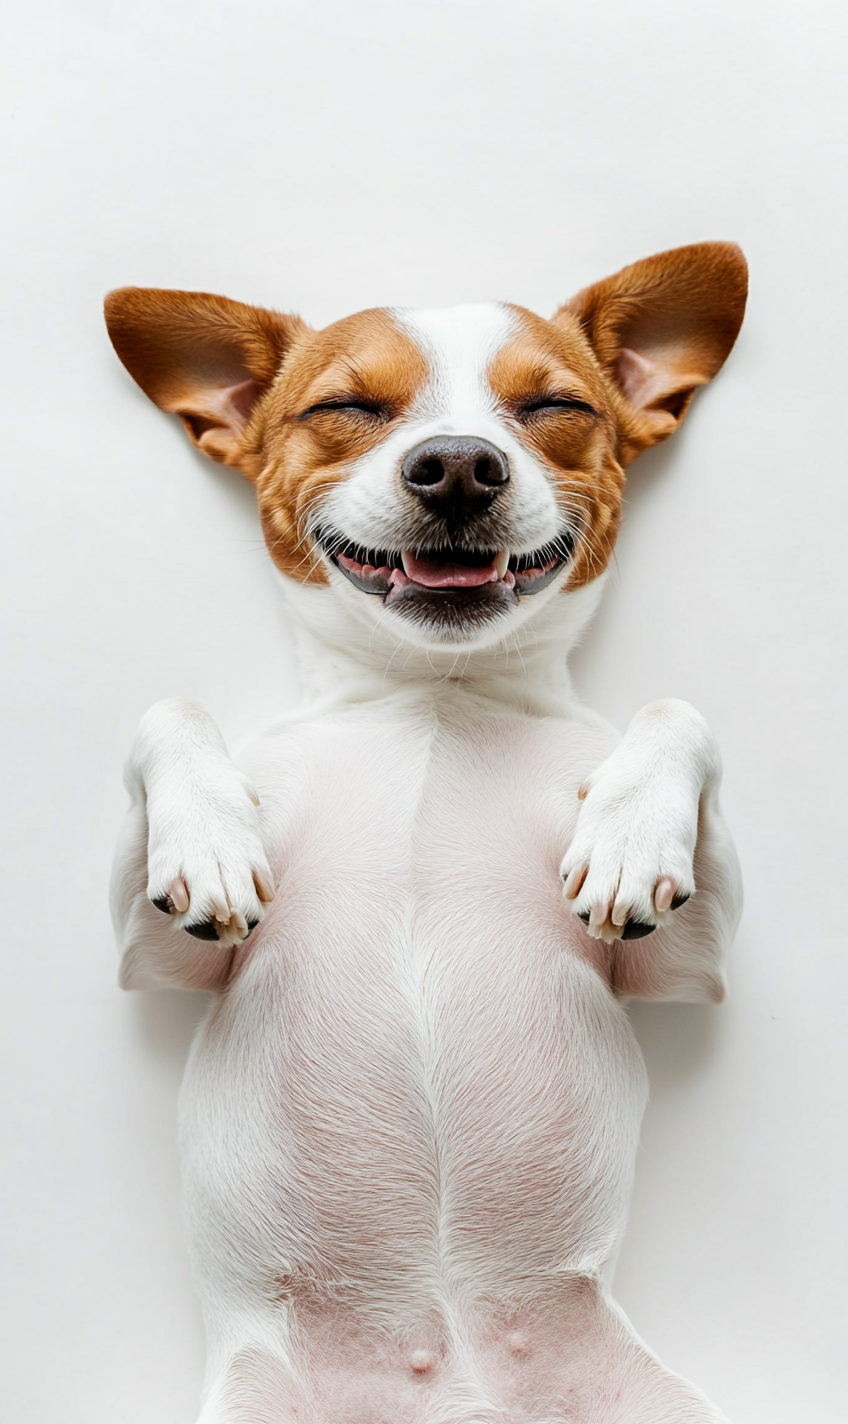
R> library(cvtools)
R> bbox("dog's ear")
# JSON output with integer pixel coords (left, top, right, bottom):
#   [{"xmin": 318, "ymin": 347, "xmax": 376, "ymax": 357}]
[
  {"xmin": 554, "ymin": 242, "xmax": 747, "ymax": 464},
  {"xmin": 104, "ymin": 287, "xmax": 308, "ymax": 474}
]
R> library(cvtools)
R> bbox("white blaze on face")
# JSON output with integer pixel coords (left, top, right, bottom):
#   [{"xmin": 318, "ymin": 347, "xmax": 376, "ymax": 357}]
[
  {"xmin": 319, "ymin": 302, "xmax": 561, "ymax": 555},
  {"xmin": 402, "ymin": 302, "xmax": 516, "ymax": 427}
]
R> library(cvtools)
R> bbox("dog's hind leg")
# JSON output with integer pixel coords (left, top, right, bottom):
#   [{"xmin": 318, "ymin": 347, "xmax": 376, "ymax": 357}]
[
  {"xmin": 477, "ymin": 1279, "xmax": 731, "ymax": 1424},
  {"xmin": 195, "ymin": 1348, "xmax": 302, "ymax": 1424},
  {"xmin": 580, "ymin": 1292, "xmax": 734, "ymax": 1424}
]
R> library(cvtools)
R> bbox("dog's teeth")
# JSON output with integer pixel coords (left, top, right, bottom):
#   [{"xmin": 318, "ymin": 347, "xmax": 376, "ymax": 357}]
[
  {"xmin": 494, "ymin": 549, "xmax": 510, "ymax": 579},
  {"xmin": 401, "ymin": 551, "xmax": 414, "ymax": 577}
]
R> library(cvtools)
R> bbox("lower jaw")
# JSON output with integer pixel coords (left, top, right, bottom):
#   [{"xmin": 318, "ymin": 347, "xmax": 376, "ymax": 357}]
[{"xmin": 385, "ymin": 579, "xmax": 520, "ymax": 632}]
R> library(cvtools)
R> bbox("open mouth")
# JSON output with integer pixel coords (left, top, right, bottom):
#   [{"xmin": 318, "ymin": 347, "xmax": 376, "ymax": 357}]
[{"xmin": 316, "ymin": 532, "xmax": 575, "ymax": 603}]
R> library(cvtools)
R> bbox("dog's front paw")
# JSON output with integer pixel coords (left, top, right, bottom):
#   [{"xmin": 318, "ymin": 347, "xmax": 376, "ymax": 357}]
[
  {"xmin": 146, "ymin": 765, "xmax": 275, "ymax": 949},
  {"xmin": 559, "ymin": 757, "xmax": 697, "ymax": 943}
]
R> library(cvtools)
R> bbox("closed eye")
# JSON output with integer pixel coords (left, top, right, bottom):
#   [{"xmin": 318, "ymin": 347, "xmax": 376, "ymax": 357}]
[
  {"xmin": 299, "ymin": 396, "xmax": 390, "ymax": 421},
  {"xmin": 519, "ymin": 394, "xmax": 598, "ymax": 418}
]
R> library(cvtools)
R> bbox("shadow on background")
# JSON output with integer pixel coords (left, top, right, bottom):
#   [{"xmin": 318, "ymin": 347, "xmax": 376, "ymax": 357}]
[
  {"xmin": 628, "ymin": 999, "xmax": 723, "ymax": 1100},
  {"xmin": 569, "ymin": 428, "xmax": 727, "ymax": 1099},
  {"xmin": 201, "ymin": 441, "xmax": 260, "ymax": 518},
  {"xmin": 131, "ymin": 988, "xmax": 211, "ymax": 1076},
  {"xmin": 569, "ymin": 433, "xmax": 682, "ymax": 689}
]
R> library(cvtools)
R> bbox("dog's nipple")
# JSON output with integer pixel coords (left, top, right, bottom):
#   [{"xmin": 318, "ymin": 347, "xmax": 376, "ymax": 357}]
[
  {"xmin": 508, "ymin": 1331, "xmax": 528, "ymax": 1355},
  {"xmin": 409, "ymin": 1350, "xmax": 434, "ymax": 1374}
]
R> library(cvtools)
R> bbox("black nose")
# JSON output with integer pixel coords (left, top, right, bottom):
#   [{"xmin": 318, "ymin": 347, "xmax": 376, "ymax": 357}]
[{"xmin": 401, "ymin": 436, "xmax": 509, "ymax": 534}]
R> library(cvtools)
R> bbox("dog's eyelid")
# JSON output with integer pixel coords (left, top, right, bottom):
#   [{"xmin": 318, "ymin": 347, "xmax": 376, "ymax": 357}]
[
  {"xmin": 519, "ymin": 394, "xmax": 599, "ymax": 417},
  {"xmin": 298, "ymin": 396, "xmax": 391, "ymax": 421}
]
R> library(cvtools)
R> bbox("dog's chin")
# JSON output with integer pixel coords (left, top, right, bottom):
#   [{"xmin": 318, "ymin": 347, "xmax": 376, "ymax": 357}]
[
  {"xmin": 314, "ymin": 531, "xmax": 573, "ymax": 646},
  {"xmin": 385, "ymin": 579, "xmax": 520, "ymax": 643}
]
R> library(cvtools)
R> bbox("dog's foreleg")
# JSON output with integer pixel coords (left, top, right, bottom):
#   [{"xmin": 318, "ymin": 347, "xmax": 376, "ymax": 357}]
[
  {"xmin": 560, "ymin": 699, "xmax": 742, "ymax": 1001},
  {"xmin": 110, "ymin": 698, "xmax": 274, "ymax": 990}
]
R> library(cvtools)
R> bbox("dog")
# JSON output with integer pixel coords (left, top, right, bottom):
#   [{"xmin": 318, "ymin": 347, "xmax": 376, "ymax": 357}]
[{"xmin": 106, "ymin": 241, "xmax": 747, "ymax": 1424}]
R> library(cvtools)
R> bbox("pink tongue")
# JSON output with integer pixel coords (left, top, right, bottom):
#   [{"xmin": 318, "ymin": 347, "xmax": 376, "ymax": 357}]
[{"xmin": 402, "ymin": 551, "xmax": 499, "ymax": 588}]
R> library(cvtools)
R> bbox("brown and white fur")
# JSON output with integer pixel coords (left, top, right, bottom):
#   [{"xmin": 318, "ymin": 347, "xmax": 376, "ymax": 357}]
[{"xmin": 105, "ymin": 242, "xmax": 748, "ymax": 1424}]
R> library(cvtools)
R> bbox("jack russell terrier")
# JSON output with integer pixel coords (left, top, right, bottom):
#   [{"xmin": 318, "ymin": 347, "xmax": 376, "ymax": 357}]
[{"xmin": 106, "ymin": 240, "xmax": 747, "ymax": 1424}]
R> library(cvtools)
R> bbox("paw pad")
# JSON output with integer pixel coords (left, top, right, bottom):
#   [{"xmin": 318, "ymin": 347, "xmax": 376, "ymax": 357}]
[
  {"xmin": 576, "ymin": 910, "xmax": 658, "ymax": 940},
  {"xmin": 184, "ymin": 917, "xmax": 260, "ymax": 942}
]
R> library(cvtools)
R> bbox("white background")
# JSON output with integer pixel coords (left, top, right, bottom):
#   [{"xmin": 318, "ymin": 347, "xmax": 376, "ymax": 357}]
[{"xmin": 2, "ymin": 2, "xmax": 846, "ymax": 1420}]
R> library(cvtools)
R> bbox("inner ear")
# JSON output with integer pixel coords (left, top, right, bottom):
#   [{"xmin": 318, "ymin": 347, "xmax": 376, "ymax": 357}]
[
  {"xmin": 178, "ymin": 379, "xmax": 265, "ymax": 462},
  {"xmin": 615, "ymin": 346, "xmax": 703, "ymax": 426},
  {"xmin": 555, "ymin": 242, "xmax": 748, "ymax": 462},
  {"xmin": 658, "ymin": 388, "xmax": 693, "ymax": 421}
]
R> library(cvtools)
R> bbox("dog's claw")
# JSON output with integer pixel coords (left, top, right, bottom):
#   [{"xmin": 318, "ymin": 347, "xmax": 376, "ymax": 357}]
[
  {"xmin": 184, "ymin": 915, "xmax": 261, "ymax": 944},
  {"xmin": 152, "ymin": 878, "xmax": 191, "ymax": 916},
  {"xmin": 567, "ymin": 859, "xmax": 694, "ymax": 942},
  {"xmin": 169, "ymin": 875, "xmax": 190, "ymax": 913},
  {"xmin": 577, "ymin": 908, "xmax": 656, "ymax": 940}
]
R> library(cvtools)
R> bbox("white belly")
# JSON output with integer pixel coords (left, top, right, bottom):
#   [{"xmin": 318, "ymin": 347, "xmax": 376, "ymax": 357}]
[{"xmin": 179, "ymin": 696, "xmax": 646, "ymax": 1309}]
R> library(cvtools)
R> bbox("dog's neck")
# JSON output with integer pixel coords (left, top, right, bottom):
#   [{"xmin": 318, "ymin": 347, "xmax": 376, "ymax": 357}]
[{"xmin": 279, "ymin": 575, "xmax": 606, "ymax": 719}]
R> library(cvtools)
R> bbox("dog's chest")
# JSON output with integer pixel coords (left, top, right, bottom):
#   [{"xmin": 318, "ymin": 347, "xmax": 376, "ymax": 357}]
[{"xmin": 184, "ymin": 697, "xmax": 645, "ymax": 1286}]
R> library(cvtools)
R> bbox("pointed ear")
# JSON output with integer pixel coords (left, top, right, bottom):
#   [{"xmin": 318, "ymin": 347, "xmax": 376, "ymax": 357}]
[
  {"xmin": 554, "ymin": 242, "xmax": 747, "ymax": 463},
  {"xmin": 104, "ymin": 287, "xmax": 308, "ymax": 474}
]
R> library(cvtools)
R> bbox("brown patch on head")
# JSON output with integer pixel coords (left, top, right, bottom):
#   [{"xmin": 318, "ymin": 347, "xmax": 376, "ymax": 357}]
[
  {"xmin": 246, "ymin": 309, "xmax": 428, "ymax": 582},
  {"xmin": 489, "ymin": 241, "xmax": 747, "ymax": 589},
  {"xmin": 489, "ymin": 307, "xmax": 626, "ymax": 588},
  {"xmin": 104, "ymin": 289, "xmax": 428, "ymax": 586},
  {"xmin": 105, "ymin": 244, "xmax": 745, "ymax": 600}
]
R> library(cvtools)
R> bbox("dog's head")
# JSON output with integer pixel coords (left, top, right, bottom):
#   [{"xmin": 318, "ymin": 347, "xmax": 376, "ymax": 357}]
[{"xmin": 105, "ymin": 243, "xmax": 746, "ymax": 651}]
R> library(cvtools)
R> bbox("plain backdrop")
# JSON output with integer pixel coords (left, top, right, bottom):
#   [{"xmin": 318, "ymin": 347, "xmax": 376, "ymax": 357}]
[{"xmin": 2, "ymin": 2, "xmax": 847, "ymax": 1420}]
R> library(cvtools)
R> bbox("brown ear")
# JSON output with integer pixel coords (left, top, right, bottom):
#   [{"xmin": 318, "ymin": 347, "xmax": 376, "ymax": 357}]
[
  {"xmin": 554, "ymin": 242, "xmax": 747, "ymax": 463},
  {"xmin": 104, "ymin": 287, "xmax": 308, "ymax": 473}
]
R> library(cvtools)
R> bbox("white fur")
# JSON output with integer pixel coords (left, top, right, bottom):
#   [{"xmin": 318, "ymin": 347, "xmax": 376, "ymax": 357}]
[
  {"xmin": 319, "ymin": 303, "xmax": 563, "ymax": 570},
  {"xmin": 111, "ymin": 306, "xmax": 742, "ymax": 1423}
]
